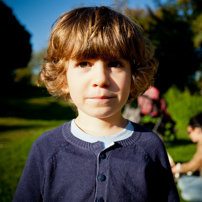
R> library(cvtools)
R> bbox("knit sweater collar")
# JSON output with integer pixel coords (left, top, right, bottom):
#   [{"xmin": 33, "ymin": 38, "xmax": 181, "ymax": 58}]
[{"xmin": 62, "ymin": 121, "xmax": 142, "ymax": 155}]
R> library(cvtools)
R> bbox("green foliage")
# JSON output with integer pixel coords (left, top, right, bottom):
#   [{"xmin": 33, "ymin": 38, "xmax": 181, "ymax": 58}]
[
  {"xmin": 192, "ymin": 13, "xmax": 202, "ymax": 47},
  {"xmin": 141, "ymin": 115, "xmax": 159, "ymax": 124},
  {"xmin": 146, "ymin": 6, "xmax": 199, "ymax": 94},
  {"xmin": 125, "ymin": 0, "xmax": 202, "ymax": 94},
  {"xmin": 164, "ymin": 86, "xmax": 202, "ymax": 131},
  {"xmin": 124, "ymin": 7, "xmax": 150, "ymax": 31},
  {"xmin": 14, "ymin": 67, "xmax": 33, "ymax": 85},
  {"xmin": 29, "ymin": 48, "xmax": 46, "ymax": 74},
  {"xmin": 13, "ymin": 48, "xmax": 46, "ymax": 86}
]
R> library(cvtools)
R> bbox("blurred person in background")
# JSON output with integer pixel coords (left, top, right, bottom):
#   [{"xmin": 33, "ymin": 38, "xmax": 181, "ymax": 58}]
[{"xmin": 172, "ymin": 112, "xmax": 202, "ymax": 202}]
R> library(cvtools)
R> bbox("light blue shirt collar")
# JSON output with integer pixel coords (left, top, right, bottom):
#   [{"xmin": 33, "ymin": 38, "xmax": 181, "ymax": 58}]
[{"xmin": 70, "ymin": 120, "xmax": 134, "ymax": 149}]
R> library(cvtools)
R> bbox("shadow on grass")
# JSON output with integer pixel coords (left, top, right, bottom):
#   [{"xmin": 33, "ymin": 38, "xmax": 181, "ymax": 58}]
[
  {"xmin": 0, "ymin": 125, "xmax": 55, "ymax": 133},
  {"xmin": 2, "ymin": 85, "xmax": 49, "ymax": 99},
  {"xmin": 0, "ymin": 86, "xmax": 77, "ymax": 121},
  {"xmin": 1, "ymin": 101, "xmax": 76, "ymax": 120},
  {"xmin": 166, "ymin": 138, "xmax": 193, "ymax": 148}
]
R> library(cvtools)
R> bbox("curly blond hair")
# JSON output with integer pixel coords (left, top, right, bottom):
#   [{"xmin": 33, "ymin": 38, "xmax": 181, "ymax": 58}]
[{"xmin": 38, "ymin": 6, "xmax": 158, "ymax": 102}]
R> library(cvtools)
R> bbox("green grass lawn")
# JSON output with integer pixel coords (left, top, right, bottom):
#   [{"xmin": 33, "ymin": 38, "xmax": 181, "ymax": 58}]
[{"xmin": 0, "ymin": 87, "xmax": 196, "ymax": 201}]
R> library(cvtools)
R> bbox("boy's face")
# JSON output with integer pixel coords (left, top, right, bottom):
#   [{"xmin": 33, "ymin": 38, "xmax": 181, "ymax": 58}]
[
  {"xmin": 65, "ymin": 58, "xmax": 131, "ymax": 120},
  {"xmin": 187, "ymin": 125, "xmax": 202, "ymax": 143}
]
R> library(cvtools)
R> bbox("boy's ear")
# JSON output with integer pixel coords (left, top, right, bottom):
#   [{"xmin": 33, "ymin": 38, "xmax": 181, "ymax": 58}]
[{"xmin": 62, "ymin": 62, "xmax": 69, "ymax": 94}]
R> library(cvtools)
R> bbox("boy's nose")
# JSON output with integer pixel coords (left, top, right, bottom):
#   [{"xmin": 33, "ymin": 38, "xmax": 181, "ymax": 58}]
[{"xmin": 92, "ymin": 61, "xmax": 110, "ymax": 88}]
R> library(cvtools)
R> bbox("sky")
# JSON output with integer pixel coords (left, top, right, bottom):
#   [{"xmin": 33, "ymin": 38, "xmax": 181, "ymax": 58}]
[{"xmin": 2, "ymin": 0, "xmax": 157, "ymax": 53}]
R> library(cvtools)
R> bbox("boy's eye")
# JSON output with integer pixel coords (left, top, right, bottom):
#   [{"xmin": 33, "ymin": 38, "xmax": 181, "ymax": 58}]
[
  {"xmin": 78, "ymin": 62, "xmax": 91, "ymax": 68},
  {"xmin": 108, "ymin": 61, "xmax": 123, "ymax": 68}
]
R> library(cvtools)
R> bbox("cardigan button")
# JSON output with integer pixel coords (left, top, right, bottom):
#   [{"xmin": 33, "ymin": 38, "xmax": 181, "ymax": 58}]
[
  {"xmin": 96, "ymin": 197, "xmax": 104, "ymax": 202},
  {"xmin": 98, "ymin": 174, "xmax": 106, "ymax": 181},
  {"xmin": 100, "ymin": 153, "xmax": 106, "ymax": 159}
]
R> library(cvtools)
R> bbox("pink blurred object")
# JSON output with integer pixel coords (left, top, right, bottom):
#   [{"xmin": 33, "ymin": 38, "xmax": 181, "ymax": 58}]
[{"xmin": 138, "ymin": 86, "xmax": 160, "ymax": 116}]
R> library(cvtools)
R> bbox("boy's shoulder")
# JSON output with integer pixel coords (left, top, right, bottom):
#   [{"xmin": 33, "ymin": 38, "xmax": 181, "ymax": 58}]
[
  {"xmin": 132, "ymin": 122, "xmax": 163, "ymax": 145},
  {"xmin": 36, "ymin": 121, "xmax": 70, "ymax": 143},
  {"xmin": 130, "ymin": 122, "xmax": 167, "ymax": 161},
  {"xmin": 30, "ymin": 121, "xmax": 71, "ymax": 158}
]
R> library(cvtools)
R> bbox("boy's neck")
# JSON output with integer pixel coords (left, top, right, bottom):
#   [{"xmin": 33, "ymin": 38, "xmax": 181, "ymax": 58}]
[{"xmin": 74, "ymin": 112, "xmax": 128, "ymax": 137}]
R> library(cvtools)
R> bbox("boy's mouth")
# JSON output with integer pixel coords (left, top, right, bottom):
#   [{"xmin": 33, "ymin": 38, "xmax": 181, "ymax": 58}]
[
  {"xmin": 87, "ymin": 95, "xmax": 116, "ymax": 101},
  {"xmin": 89, "ymin": 96, "xmax": 114, "ymax": 99}
]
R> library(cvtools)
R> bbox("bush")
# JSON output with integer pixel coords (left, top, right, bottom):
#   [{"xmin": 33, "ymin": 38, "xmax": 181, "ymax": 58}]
[{"xmin": 164, "ymin": 86, "xmax": 202, "ymax": 132}]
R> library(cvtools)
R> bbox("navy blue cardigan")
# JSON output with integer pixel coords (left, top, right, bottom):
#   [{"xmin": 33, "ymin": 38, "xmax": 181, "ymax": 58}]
[{"xmin": 13, "ymin": 121, "xmax": 179, "ymax": 202}]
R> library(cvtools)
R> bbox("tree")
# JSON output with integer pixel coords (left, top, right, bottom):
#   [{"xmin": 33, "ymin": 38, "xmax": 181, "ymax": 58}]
[
  {"xmin": 0, "ymin": 1, "xmax": 32, "ymax": 86},
  {"xmin": 123, "ymin": 0, "xmax": 201, "ymax": 94},
  {"xmin": 14, "ymin": 48, "xmax": 46, "ymax": 86},
  {"xmin": 146, "ymin": 6, "xmax": 200, "ymax": 93},
  {"xmin": 124, "ymin": 7, "xmax": 150, "ymax": 31}
]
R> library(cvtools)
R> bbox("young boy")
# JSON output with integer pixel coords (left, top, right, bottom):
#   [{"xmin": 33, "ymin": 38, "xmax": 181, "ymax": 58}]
[
  {"xmin": 172, "ymin": 112, "xmax": 202, "ymax": 201},
  {"xmin": 13, "ymin": 6, "xmax": 179, "ymax": 202}
]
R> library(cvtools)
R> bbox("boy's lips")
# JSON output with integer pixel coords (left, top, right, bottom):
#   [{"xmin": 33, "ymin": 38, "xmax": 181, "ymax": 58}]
[
  {"xmin": 90, "ymin": 96, "xmax": 114, "ymax": 99},
  {"xmin": 88, "ymin": 97, "xmax": 114, "ymax": 101},
  {"xmin": 86, "ymin": 95, "xmax": 116, "ymax": 100}
]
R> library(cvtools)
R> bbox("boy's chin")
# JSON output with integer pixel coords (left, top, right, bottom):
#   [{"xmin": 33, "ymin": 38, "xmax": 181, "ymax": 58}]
[{"xmin": 78, "ymin": 108, "xmax": 122, "ymax": 120}]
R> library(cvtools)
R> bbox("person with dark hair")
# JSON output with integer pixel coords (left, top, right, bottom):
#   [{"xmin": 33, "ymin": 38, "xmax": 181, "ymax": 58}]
[
  {"xmin": 172, "ymin": 112, "xmax": 202, "ymax": 201},
  {"xmin": 13, "ymin": 6, "xmax": 179, "ymax": 202}
]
